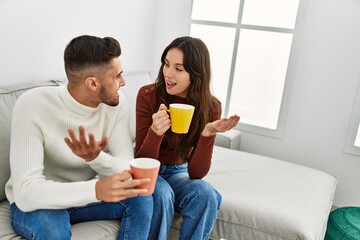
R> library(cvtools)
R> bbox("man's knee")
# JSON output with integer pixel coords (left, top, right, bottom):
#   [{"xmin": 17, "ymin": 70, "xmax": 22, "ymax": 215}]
[
  {"xmin": 122, "ymin": 195, "xmax": 153, "ymax": 220},
  {"xmin": 11, "ymin": 205, "xmax": 71, "ymax": 240},
  {"xmin": 36, "ymin": 223, "xmax": 71, "ymax": 240}
]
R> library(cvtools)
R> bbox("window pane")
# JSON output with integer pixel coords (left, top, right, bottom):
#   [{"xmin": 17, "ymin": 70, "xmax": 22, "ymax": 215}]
[
  {"xmin": 355, "ymin": 124, "xmax": 360, "ymax": 147},
  {"xmin": 344, "ymin": 83, "xmax": 360, "ymax": 155},
  {"xmin": 229, "ymin": 29, "xmax": 293, "ymax": 129},
  {"xmin": 242, "ymin": 0, "xmax": 299, "ymax": 29},
  {"xmin": 191, "ymin": 0, "xmax": 241, "ymax": 23},
  {"xmin": 190, "ymin": 24, "xmax": 236, "ymax": 111}
]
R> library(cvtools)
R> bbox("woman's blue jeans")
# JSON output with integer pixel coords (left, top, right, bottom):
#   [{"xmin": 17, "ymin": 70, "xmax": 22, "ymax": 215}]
[
  {"xmin": 149, "ymin": 163, "xmax": 222, "ymax": 240},
  {"xmin": 10, "ymin": 195, "xmax": 153, "ymax": 240}
]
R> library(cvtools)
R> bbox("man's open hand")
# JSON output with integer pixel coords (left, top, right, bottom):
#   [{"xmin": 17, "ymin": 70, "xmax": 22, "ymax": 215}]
[{"xmin": 64, "ymin": 125, "xmax": 108, "ymax": 162}]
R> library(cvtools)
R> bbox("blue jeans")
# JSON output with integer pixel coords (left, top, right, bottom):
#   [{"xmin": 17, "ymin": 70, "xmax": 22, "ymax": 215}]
[
  {"xmin": 150, "ymin": 163, "xmax": 222, "ymax": 240},
  {"xmin": 10, "ymin": 195, "xmax": 153, "ymax": 240}
]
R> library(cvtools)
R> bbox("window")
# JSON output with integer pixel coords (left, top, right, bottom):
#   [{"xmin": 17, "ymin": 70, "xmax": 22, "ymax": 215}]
[
  {"xmin": 189, "ymin": 0, "xmax": 303, "ymax": 137},
  {"xmin": 344, "ymin": 80, "xmax": 360, "ymax": 156}
]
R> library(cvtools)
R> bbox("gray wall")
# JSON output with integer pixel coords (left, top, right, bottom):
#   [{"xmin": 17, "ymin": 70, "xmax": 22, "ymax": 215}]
[{"xmin": 1, "ymin": 0, "xmax": 359, "ymax": 207}]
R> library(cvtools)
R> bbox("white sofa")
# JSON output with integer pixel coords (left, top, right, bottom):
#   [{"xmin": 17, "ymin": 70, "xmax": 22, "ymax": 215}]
[{"xmin": 0, "ymin": 72, "xmax": 337, "ymax": 240}]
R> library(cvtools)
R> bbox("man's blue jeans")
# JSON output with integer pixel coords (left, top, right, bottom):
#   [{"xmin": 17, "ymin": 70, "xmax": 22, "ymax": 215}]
[
  {"xmin": 149, "ymin": 163, "xmax": 222, "ymax": 240},
  {"xmin": 10, "ymin": 195, "xmax": 153, "ymax": 240}
]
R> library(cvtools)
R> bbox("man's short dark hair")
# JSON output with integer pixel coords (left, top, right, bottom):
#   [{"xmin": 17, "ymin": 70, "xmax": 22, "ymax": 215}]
[{"xmin": 64, "ymin": 35, "xmax": 121, "ymax": 81}]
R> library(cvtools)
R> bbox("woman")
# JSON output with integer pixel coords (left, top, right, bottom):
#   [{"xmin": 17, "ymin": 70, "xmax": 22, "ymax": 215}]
[{"xmin": 136, "ymin": 36, "xmax": 240, "ymax": 240}]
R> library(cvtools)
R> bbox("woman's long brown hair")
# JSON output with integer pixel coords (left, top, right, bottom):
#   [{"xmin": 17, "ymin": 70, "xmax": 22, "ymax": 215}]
[{"xmin": 155, "ymin": 36, "xmax": 216, "ymax": 162}]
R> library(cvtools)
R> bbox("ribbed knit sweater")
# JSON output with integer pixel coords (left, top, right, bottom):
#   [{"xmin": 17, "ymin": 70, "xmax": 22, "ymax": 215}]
[{"xmin": 5, "ymin": 85, "xmax": 134, "ymax": 212}]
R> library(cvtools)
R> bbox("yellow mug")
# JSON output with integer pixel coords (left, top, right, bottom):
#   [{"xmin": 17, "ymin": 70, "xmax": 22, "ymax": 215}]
[{"xmin": 167, "ymin": 103, "xmax": 195, "ymax": 134}]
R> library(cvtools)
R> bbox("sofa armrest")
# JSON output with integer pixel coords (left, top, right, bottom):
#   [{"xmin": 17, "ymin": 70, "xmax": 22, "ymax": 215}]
[{"xmin": 215, "ymin": 129, "xmax": 241, "ymax": 150}]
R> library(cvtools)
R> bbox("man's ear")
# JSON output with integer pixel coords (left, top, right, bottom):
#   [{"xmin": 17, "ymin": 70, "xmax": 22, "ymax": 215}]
[{"xmin": 84, "ymin": 77, "xmax": 99, "ymax": 91}]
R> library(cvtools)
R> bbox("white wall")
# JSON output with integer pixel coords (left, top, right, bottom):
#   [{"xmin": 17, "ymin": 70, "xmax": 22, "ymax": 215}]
[
  {"xmin": 1, "ymin": 0, "xmax": 359, "ymax": 207},
  {"xmin": 150, "ymin": 0, "xmax": 192, "ymax": 79},
  {"xmin": 0, "ymin": 0, "xmax": 157, "ymax": 84},
  {"xmin": 0, "ymin": 0, "xmax": 191, "ymax": 82}
]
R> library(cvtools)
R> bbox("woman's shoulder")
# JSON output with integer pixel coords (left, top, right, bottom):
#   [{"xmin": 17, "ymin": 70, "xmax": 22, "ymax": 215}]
[
  {"xmin": 210, "ymin": 95, "xmax": 222, "ymax": 120},
  {"xmin": 138, "ymin": 83, "xmax": 156, "ymax": 96},
  {"xmin": 137, "ymin": 83, "xmax": 157, "ymax": 107},
  {"xmin": 211, "ymin": 95, "xmax": 221, "ymax": 107}
]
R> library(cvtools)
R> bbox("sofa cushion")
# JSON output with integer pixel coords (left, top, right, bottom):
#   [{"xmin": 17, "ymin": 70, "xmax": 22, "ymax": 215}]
[
  {"xmin": 0, "ymin": 201, "xmax": 23, "ymax": 240},
  {"xmin": 0, "ymin": 80, "xmax": 64, "ymax": 201}
]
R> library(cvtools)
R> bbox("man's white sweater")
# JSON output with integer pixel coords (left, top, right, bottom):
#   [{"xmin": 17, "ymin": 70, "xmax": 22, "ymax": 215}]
[{"xmin": 5, "ymin": 85, "xmax": 134, "ymax": 212}]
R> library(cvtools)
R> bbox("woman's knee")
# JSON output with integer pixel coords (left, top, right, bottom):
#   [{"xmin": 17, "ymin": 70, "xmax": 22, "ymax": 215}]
[
  {"xmin": 153, "ymin": 176, "xmax": 175, "ymax": 204},
  {"xmin": 187, "ymin": 180, "xmax": 222, "ymax": 208}
]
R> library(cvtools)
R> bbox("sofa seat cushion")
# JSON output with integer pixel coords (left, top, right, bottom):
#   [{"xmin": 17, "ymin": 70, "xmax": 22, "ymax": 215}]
[
  {"xmin": 0, "ymin": 200, "xmax": 121, "ymax": 240},
  {"xmin": 0, "ymin": 201, "xmax": 22, "ymax": 240},
  {"xmin": 204, "ymin": 146, "xmax": 337, "ymax": 240}
]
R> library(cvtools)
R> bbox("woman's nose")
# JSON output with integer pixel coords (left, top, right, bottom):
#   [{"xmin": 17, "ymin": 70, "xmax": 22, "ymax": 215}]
[{"xmin": 164, "ymin": 67, "xmax": 173, "ymax": 77}]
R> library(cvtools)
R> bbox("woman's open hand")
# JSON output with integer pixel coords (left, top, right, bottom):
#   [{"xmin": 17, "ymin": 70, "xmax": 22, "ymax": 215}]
[{"xmin": 201, "ymin": 114, "xmax": 240, "ymax": 137}]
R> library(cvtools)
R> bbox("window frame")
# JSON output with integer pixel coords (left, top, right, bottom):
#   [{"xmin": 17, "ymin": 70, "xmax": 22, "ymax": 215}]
[{"xmin": 189, "ymin": 0, "xmax": 309, "ymax": 139}]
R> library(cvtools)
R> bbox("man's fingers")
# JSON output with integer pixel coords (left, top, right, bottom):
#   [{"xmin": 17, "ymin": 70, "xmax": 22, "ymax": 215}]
[
  {"xmin": 112, "ymin": 188, "xmax": 148, "ymax": 202},
  {"xmin": 64, "ymin": 137, "xmax": 75, "ymax": 151},
  {"xmin": 67, "ymin": 129, "xmax": 82, "ymax": 148},
  {"xmin": 113, "ymin": 171, "xmax": 133, "ymax": 181},
  {"xmin": 126, "ymin": 178, "xmax": 150, "ymax": 188},
  {"xmin": 98, "ymin": 136, "xmax": 108, "ymax": 149},
  {"xmin": 114, "ymin": 173, "xmax": 150, "ymax": 188},
  {"xmin": 79, "ymin": 126, "xmax": 88, "ymax": 146},
  {"xmin": 116, "ymin": 176, "xmax": 150, "ymax": 189},
  {"xmin": 65, "ymin": 126, "xmax": 108, "ymax": 161},
  {"xmin": 67, "ymin": 129, "xmax": 77, "ymax": 141},
  {"xmin": 96, "ymin": 175, "xmax": 150, "ymax": 202},
  {"xmin": 89, "ymin": 133, "xmax": 97, "ymax": 149}
]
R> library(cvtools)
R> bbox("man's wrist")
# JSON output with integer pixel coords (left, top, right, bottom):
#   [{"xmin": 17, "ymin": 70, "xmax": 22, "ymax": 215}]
[{"xmin": 95, "ymin": 179, "xmax": 101, "ymax": 201}]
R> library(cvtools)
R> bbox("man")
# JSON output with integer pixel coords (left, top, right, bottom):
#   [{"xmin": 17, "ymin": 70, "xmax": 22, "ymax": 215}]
[{"xmin": 5, "ymin": 35, "xmax": 153, "ymax": 240}]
